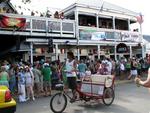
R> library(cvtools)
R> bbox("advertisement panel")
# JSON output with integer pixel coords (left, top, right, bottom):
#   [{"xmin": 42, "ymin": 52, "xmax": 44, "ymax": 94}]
[{"xmin": 79, "ymin": 29, "xmax": 115, "ymax": 41}]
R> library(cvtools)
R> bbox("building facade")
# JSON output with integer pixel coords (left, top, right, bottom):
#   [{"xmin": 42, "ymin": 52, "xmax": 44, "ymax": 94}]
[{"xmin": 0, "ymin": 0, "xmax": 145, "ymax": 63}]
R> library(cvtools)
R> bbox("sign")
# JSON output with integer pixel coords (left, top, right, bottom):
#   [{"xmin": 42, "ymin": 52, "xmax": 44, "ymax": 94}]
[
  {"xmin": 91, "ymin": 32, "xmax": 106, "ymax": 40},
  {"xmin": 121, "ymin": 32, "xmax": 140, "ymax": 42},
  {"xmin": 79, "ymin": 29, "xmax": 115, "ymax": 41},
  {"xmin": 0, "ymin": 15, "xmax": 26, "ymax": 29},
  {"xmin": 116, "ymin": 43, "xmax": 128, "ymax": 53}
]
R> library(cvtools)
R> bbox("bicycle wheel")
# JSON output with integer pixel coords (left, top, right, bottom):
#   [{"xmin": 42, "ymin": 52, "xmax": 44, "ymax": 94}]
[
  {"xmin": 102, "ymin": 87, "xmax": 115, "ymax": 106},
  {"xmin": 50, "ymin": 93, "xmax": 67, "ymax": 113}
]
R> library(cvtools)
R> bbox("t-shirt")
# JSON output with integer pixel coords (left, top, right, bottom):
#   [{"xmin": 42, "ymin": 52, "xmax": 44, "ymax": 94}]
[
  {"xmin": 78, "ymin": 63, "xmax": 87, "ymax": 73},
  {"xmin": 66, "ymin": 60, "xmax": 76, "ymax": 77},
  {"xmin": 42, "ymin": 66, "xmax": 52, "ymax": 81}
]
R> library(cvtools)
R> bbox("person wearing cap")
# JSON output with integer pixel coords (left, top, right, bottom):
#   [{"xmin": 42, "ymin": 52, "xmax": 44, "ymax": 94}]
[{"xmin": 41, "ymin": 63, "xmax": 52, "ymax": 96}]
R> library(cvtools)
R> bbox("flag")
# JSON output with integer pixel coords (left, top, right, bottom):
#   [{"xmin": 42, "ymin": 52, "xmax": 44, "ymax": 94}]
[
  {"xmin": 0, "ymin": 15, "xmax": 26, "ymax": 29},
  {"xmin": 136, "ymin": 13, "xmax": 144, "ymax": 24}
]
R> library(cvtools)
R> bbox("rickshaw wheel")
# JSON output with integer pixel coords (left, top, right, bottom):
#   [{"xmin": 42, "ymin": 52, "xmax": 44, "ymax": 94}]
[
  {"xmin": 50, "ymin": 93, "xmax": 67, "ymax": 113},
  {"xmin": 102, "ymin": 87, "xmax": 115, "ymax": 106}
]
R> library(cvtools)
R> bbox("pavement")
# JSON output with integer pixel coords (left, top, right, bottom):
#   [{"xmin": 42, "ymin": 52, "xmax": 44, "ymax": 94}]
[
  {"xmin": 13, "ymin": 75, "xmax": 147, "ymax": 102},
  {"xmin": 115, "ymin": 75, "xmax": 147, "ymax": 85}
]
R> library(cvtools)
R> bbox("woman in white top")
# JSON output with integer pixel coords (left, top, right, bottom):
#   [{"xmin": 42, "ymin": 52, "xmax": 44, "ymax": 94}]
[{"xmin": 24, "ymin": 65, "xmax": 35, "ymax": 101}]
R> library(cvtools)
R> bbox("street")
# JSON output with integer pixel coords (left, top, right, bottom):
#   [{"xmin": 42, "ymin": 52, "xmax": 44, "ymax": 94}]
[{"xmin": 16, "ymin": 82, "xmax": 150, "ymax": 113}]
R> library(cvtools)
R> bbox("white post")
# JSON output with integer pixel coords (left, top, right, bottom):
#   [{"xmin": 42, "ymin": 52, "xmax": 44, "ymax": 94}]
[
  {"xmin": 114, "ymin": 45, "xmax": 117, "ymax": 61},
  {"xmin": 97, "ymin": 45, "xmax": 100, "ymax": 59},
  {"xmin": 30, "ymin": 42, "xmax": 33, "ymax": 64},
  {"xmin": 55, "ymin": 44, "xmax": 58, "ymax": 60},
  {"xmin": 113, "ymin": 16, "xmax": 117, "ymax": 61},
  {"xmin": 75, "ymin": 8, "xmax": 80, "ymax": 60},
  {"xmin": 96, "ymin": 14, "xmax": 99, "ymax": 28},
  {"xmin": 130, "ymin": 45, "xmax": 132, "ymax": 58},
  {"xmin": 128, "ymin": 18, "xmax": 130, "ymax": 31},
  {"xmin": 113, "ymin": 16, "xmax": 116, "ymax": 29},
  {"xmin": 140, "ymin": 23, "xmax": 145, "ymax": 58}
]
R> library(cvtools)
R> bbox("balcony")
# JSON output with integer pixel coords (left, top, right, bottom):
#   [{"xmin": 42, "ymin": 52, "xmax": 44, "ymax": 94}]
[
  {"xmin": 79, "ymin": 26, "xmax": 141, "ymax": 44},
  {"xmin": 0, "ymin": 13, "xmax": 75, "ymax": 38}
]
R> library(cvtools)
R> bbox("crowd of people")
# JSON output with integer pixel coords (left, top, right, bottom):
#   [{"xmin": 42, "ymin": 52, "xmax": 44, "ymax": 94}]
[{"xmin": 0, "ymin": 53, "xmax": 150, "ymax": 102}]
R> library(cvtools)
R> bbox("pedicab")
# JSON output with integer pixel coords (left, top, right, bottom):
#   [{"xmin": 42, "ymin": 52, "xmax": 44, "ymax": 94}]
[{"xmin": 50, "ymin": 74, "xmax": 115, "ymax": 113}]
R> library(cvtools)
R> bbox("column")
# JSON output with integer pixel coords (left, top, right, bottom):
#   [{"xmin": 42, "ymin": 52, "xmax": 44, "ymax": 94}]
[
  {"xmin": 55, "ymin": 44, "xmax": 58, "ymax": 60},
  {"xmin": 97, "ymin": 45, "xmax": 100, "ymax": 59},
  {"xmin": 130, "ymin": 45, "xmax": 132, "ymax": 58},
  {"xmin": 114, "ymin": 45, "xmax": 117, "ymax": 61},
  {"xmin": 75, "ymin": 8, "xmax": 80, "ymax": 60},
  {"xmin": 30, "ymin": 42, "xmax": 33, "ymax": 65},
  {"xmin": 128, "ymin": 18, "xmax": 130, "ymax": 31},
  {"xmin": 112, "ymin": 16, "xmax": 116, "ymax": 29},
  {"xmin": 142, "ymin": 45, "xmax": 145, "ymax": 58},
  {"xmin": 96, "ymin": 14, "xmax": 99, "ymax": 28}
]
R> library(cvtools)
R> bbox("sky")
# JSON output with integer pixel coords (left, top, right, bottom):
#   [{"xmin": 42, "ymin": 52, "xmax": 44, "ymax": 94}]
[{"xmin": 11, "ymin": 0, "xmax": 149, "ymax": 35}]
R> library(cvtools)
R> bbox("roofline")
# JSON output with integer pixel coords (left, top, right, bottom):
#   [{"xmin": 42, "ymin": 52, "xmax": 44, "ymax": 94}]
[
  {"xmin": 62, "ymin": 2, "xmax": 138, "ymax": 18},
  {"xmin": 7, "ymin": 1, "xmax": 18, "ymax": 14}
]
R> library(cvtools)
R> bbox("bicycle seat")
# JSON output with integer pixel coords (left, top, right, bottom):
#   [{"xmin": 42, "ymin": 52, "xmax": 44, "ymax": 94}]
[{"xmin": 55, "ymin": 83, "xmax": 64, "ymax": 90}]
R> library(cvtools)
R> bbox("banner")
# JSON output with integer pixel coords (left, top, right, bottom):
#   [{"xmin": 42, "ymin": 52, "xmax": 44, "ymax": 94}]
[
  {"xmin": 79, "ymin": 29, "xmax": 115, "ymax": 41},
  {"xmin": 0, "ymin": 15, "xmax": 26, "ymax": 29}
]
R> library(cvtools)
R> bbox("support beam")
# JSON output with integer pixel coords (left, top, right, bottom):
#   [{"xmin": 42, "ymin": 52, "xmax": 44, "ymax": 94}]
[
  {"xmin": 130, "ymin": 45, "xmax": 132, "ymax": 58},
  {"xmin": 55, "ymin": 44, "xmax": 58, "ymax": 60},
  {"xmin": 97, "ymin": 45, "xmax": 100, "ymax": 59},
  {"xmin": 30, "ymin": 42, "xmax": 33, "ymax": 64},
  {"xmin": 75, "ymin": 8, "xmax": 80, "ymax": 60}
]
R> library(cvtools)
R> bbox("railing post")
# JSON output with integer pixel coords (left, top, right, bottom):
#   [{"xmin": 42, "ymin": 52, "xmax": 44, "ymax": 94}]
[{"xmin": 30, "ymin": 18, "xmax": 33, "ymax": 36}]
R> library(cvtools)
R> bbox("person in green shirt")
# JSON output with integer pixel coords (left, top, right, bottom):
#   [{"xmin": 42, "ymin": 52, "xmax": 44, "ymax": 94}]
[
  {"xmin": 42, "ymin": 63, "xmax": 52, "ymax": 96},
  {"xmin": 61, "ymin": 63, "xmax": 68, "ymax": 91}
]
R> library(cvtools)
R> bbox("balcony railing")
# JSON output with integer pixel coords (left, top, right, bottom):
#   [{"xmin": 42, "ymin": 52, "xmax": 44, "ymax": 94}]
[
  {"xmin": 0, "ymin": 13, "xmax": 75, "ymax": 38},
  {"xmin": 79, "ymin": 26, "xmax": 141, "ymax": 43}
]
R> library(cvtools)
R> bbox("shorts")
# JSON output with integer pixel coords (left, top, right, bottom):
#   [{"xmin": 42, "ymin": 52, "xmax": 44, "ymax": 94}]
[
  {"xmin": 43, "ymin": 81, "xmax": 51, "ymax": 88},
  {"xmin": 67, "ymin": 77, "xmax": 77, "ymax": 90},
  {"xmin": 130, "ymin": 70, "xmax": 137, "ymax": 76}
]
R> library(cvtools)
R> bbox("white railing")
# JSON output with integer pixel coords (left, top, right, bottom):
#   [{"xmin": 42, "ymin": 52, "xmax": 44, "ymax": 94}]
[
  {"xmin": 0, "ymin": 13, "xmax": 75, "ymax": 38},
  {"xmin": 79, "ymin": 26, "xmax": 141, "ymax": 43}
]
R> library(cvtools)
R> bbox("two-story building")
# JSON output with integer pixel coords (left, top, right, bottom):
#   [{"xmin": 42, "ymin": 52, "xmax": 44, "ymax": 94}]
[{"xmin": 0, "ymin": 0, "xmax": 144, "ymax": 63}]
